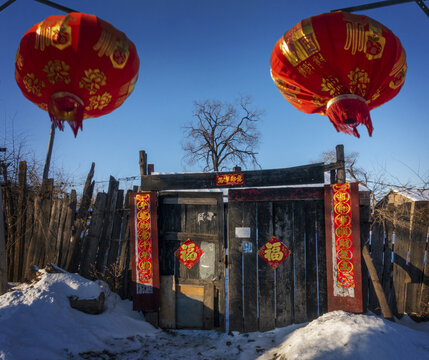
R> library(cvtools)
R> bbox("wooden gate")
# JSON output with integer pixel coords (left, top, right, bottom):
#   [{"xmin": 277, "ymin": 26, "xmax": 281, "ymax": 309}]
[
  {"xmin": 157, "ymin": 192, "xmax": 225, "ymax": 331},
  {"xmin": 227, "ymin": 187, "xmax": 327, "ymax": 332}
]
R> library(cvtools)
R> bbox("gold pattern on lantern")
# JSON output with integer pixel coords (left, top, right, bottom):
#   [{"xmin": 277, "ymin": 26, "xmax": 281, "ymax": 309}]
[
  {"xmin": 93, "ymin": 22, "xmax": 130, "ymax": 69},
  {"xmin": 114, "ymin": 95, "xmax": 128, "ymax": 108},
  {"xmin": 280, "ymin": 18, "xmax": 320, "ymax": 67},
  {"xmin": 311, "ymin": 95, "xmax": 328, "ymax": 108},
  {"xmin": 321, "ymin": 76, "xmax": 342, "ymax": 96},
  {"xmin": 343, "ymin": 14, "xmax": 386, "ymax": 60},
  {"xmin": 23, "ymin": 73, "xmax": 45, "ymax": 97},
  {"xmin": 370, "ymin": 89, "xmax": 381, "ymax": 103},
  {"xmin": 348, "ymin": 68, "xmax": 370, "ymax": 97},
  {"xmin": 43, "ymin": 60, "xmax": 71, "ymax": 85},
  {"xmin": 15, "ymin": 49, "xmax": 24, "ymax": 71},
  {"xmin": 85, "ymin": 92, "xmax": 112, "ymax": 111},
  {"xmin": 37, "ymin": 103, "xmax": 48, "ymax": 111},
  {"xmin": 35, "ymin": 15, "xmax": 73, "ymax": 51},
  {"xmin": 389, "ymin": 50, "xmax": 407, "ymax": 90},
  {"xmin": 79, "ymin": 69, "xmax": 107, "ymax": 95}
]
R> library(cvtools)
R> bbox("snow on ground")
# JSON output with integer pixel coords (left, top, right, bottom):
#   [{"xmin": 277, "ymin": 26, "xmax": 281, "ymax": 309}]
[{"xmin": 1, "ymin": 270, "xmax": 429, "ymax": 360}]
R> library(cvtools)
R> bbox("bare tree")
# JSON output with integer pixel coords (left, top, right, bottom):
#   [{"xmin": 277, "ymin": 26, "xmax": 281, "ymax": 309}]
[
  {"xmin": 182, "ymin": 96, "xmax": 262, "ymax": 171},
  {"xmin": 1, "ymin": 126, "xmax": 73, "ymax": 196}
]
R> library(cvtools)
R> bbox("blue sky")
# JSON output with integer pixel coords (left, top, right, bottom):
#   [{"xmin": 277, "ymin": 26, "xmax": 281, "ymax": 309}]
[{"xmin": 1, "ymin": 0, "xmax": 428, "ymax": 190}]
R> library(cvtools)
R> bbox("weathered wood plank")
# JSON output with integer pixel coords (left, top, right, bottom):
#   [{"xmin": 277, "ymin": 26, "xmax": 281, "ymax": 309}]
[
  {"xmin": 203, "ymin": 283, "xmax": 215, "ymax": 329},
  {"xmin": 228, "ymin": 202, "xmax": 244, "ymax": 332},
  {"xmin": 159, "ymin": 275, "xmax": 176, "ymax": 328},
  {"xmin": 2, "ymin": 170, "xmax": 16, "ymax": 281},
  {"xmin": 56, "ymin": 196, "xmax": 69, "ymax": 268},
  {"xmin": 305, "ymin": 201, "xmax": 318, "ymax": 321},
  {"xmin": 35, "ymin": 179, "xmax": 53, "ymax": 267},
  {"xmin": 118, "ymin": 190, "xmax": 131, "ymax": 299},
  {"xmin": 22, "ymin": 195, "xmax": 34, "ymax": 279},
  {"xmin": 368, "ymin": 223, "xmax": 385, "ymax": 314},
  {"xmin": 392, "ymin": 203, "xmax": 412, "ymax": 316},
  {"xmin": 274, "ymin": 201, "xmax": 294, "ymax": 327},
  {"xmin": 420, "ymin": 229, "xmax": 429, "ymax": 316},
  {"xmin": 61, "ymin": 190, "xmax": 77, "ymax": 271},
  {"xmin": 106, "ymin": 189, "xmax": 124, "ymax": 266},
  {"xmin": 382, "ymin": 214, "xmax": 394, "ymax": 310},
  {"xmin": 95, "ymin": 176, "xmax": 119, "ymax": 273},
  {"xmin": 0, "ymin": 187, "xmax": 8, "ymax": 295},
  {"xmin": 25, "ymin": 195, "xmax": 40, "ymax": 278},
  {"xmin": 215, "ymin": 195, "xmax": 226, "ymax": 331},
  {"xmin": 68, "ymin": 164, "xmax": 95, "ymax": 272},
  {"xmin": 229, "ymin": 187, "xmax": 324, "ymax": 202},
  {"xmin": 294, "ymin": 200, "xmax": 307, "ymax": 323},
  {"xmin": 14, "ymin": 161, "xmax": 27, "ymax": 281},
  {"xmin": 360, "ymin": 194, "xmax": 371, "ymax": 314},
  {"xmin": 80, "ymin": 192, "xmax": 107, "ymax": 278},
  {"xmin": 406, "ymin": 202, "xmax": 429, "ymax": 313},
  {"xmin": 141, "ymin": 163, "xmax": 325, "ymax": 191},
  {"xmin": 257, "ymin": 202, "xmax": 275, "ymax": 332},
  {"xmin": 315, "ymin": 199, "xmax": 327, "ymax": 316},
  {"xmin": 241, "ymin": 202, "xmax": 257, "ymax": 333},
  {"xmin": 45, "ymin": 198, "xmax": 61, "ymax": 264},
  {"xmin": 162, "ymin": 232, "xmax": 218, "ymax": 242}
]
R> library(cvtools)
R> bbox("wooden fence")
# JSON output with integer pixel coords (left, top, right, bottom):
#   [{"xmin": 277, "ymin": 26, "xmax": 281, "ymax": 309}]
[
  {"xmin": 368, "ymin": 193, "xmax": 429, "ymax": 318},
  {"xmin": 2, "ymin": 159, "xmax": 428, "ymax": 323},
  {"xmin": 2, "ymin": 161, "xmax": 133, "ymax": 299}
]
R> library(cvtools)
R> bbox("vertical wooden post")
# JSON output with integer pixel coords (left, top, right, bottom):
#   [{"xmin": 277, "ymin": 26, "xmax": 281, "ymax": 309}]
[
  {"xmin": 0, "ymin": 187, "xmax": 8, "ymax": 295},
  {"xmin": 43, "ymin": 123, "xmax": 55, "ymax": 180},
  {"xmin": 336, "ymin": 144, "xmax": 345, "ymax": 183},
  {"xmin": 139, "ymin": 150, "xmax": 147, "ymax": 183},
  {"xmin": 14, "ymin": 161, "xmax": 27, "ymax": 281},
  {"xmin": 139, "ymin": 150, "xmax": 148, "ymax": 191},
  {"xmin": 362, "ymin": 245, "xmax": 394, "ymax": 320}
]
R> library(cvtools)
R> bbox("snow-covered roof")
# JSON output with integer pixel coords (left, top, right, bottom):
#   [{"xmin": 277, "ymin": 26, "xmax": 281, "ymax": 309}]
[{"xmin": 392, "ymin": 188, "xmax": 429, "ymax": 202}]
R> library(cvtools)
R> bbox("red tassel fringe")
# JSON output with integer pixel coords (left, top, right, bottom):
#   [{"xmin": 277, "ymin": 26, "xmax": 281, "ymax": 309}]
[
  {"xmin": 326, "ymin": 95, "xmax": 373, "ymax": 138},
  {"xmin": 48, "ymin": 92, "xmax": 84, "ymax": 137}
]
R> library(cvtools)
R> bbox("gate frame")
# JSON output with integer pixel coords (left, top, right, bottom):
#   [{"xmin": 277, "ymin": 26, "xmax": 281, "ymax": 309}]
[{"xmin": 136, "ymin": 145, "xmax": 369, "ymax": 331}]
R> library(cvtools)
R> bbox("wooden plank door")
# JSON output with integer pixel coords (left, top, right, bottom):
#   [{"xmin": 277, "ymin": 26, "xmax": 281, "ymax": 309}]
[
  {"xmin": 157, "ymin": 192, "xmax": 225, "ymax": 331},
  {"xmin": 228, "ymin": 188, "xmax": 327, "ymax": 332}
]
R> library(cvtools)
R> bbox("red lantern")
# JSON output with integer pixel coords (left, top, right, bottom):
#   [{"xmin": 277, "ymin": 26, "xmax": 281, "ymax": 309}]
[
  {"xmin": 15, "ymin": 12, "xmax": 139, "ymax": 136},
  {"xmin": 270, "ymin": 11, "xmax": 406, "ymax": 137}
]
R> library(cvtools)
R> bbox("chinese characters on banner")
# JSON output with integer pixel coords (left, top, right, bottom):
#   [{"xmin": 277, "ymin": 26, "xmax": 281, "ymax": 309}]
[
  {"xmin": 134, "ymin": 194, "xmax": 153, "ymax": 292},
  {"xmin": 324, "ymin": 182, "xmax": 363, "ymax": 313},
  {"xmin": 258, "ymin": 236, "xmax": 290, "ymax": 269},
  {"xmin": 174, "ymin": 239, "xmax": 204, "ymax": 269},
  {"xmin": 332, "ymin": 183, "xmax": 355, "ymax": 288},
  {"xmin": 130, "ymin": 192, "xmax": 159, "ymax": 311},
  {"xmin": 216, "ymin": 173, "xmax": 244, "ymax": 186}
]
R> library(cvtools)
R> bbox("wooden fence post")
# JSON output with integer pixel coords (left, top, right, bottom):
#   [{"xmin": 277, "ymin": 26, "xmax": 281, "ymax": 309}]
[
  {"xmin": 0, "ymin": 187, "xmax": 8, "ymax": 295},
  {"xmin": 362, "ymin": 245, "xmax": 394, "ymax": 320},
  {"xmin": 14, "ymin": 161, "xmax": 27, "ymax": 281},
  {"xmin": 66, "ymin": 163, "xmax": 95, "ymax": 272},
  {"xmin": 336, "ymin": 144, "xmax": 345, "ymax": 183},
  {"xmin": 95, "ymin": 176, "xmax": 119, "ymax": 273}
]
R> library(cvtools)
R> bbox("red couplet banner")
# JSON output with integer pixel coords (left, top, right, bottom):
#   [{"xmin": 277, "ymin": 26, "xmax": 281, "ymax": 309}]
[
  {"xmin": 324, "ymin": 183, "xmax": 363, "ymax": 313},
  {"xmin": 129, "ymin": 192, "xmax": 159, "ymax": 311}
]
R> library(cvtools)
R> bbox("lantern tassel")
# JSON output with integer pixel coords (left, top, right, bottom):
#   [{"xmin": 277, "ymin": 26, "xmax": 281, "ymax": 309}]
[
  {"xmin": 326, "ymin": 94, "xmax": 373, "ymax": 138},
  {"xmin": 48, "ymin": 92, "xmax": 84, "ymax": 137}
]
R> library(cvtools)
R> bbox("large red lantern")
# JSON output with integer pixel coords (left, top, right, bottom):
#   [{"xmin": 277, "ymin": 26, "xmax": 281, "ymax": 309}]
[
  {"xmin": 15, "ymin": 12, "xmax": 139, "ymax": 136},
  {"xmin": 270, "ymin": 11, "xmax": 406, "ymax": 137}
]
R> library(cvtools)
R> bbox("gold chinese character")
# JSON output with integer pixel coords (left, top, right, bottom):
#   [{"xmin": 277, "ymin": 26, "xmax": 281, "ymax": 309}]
[
  {"xmin": 180, "ymin": 243, "xmax": 197, "ymax": 261},
  {"xmin": 264, "ymin": 242, "xmax": 283, "ymax": 261}
]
